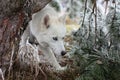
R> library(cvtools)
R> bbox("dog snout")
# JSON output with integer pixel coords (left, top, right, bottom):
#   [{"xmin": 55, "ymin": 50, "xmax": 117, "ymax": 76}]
[{"xmin": 61, "ymin": 51, "xmax": 66, "ymax": 56}]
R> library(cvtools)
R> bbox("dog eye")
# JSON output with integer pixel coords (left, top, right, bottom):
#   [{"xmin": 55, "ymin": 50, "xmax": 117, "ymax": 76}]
[
  {"xmin": 62, "ymin": 37, "xmax": 64, "ymax": 39},
  {"xmin": 53, "ymin": 37, "xmax": 58, "ymax": 41},
  {"xmin": 47, "ymin": 25, "xmax": 50, "ymax": 28}
]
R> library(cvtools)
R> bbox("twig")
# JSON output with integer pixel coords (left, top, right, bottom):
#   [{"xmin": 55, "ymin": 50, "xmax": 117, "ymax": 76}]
[
  {"xmin": 81, "ymin": 0, "xmax": 88, "ymax": 27},
  {"xmin": 0, "ymin": 68, "xmax": 4, "ymax": 80},
  {"xmin": 8, "ymin": 44, "xmax": 15, "ymax": 80},
  {"xmin": 38, "ymin": 66, "xmax": 47, "ymax": 80},
  {"xmin": 105, "ymin": 0, "xmax": 109, "ymax": 14},
  {"xmin": 94, "ymin": 0, "xmax": 98, "ymax": 47},
  {"xmin": 108, "ymin": 0, "xmax": 116, "ymax": 52},
  {"xmin": 88, "ymin": 11, "xmax": 94, "ymax": 40},
  {"xmin": 88, "ymin": 0, "xmax": 98, "ymax": 40}
]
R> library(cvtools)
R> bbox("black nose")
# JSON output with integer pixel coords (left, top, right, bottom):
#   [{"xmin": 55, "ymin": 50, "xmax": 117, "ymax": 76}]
[{"xmin": 61, "ymin": 51, "xmax": 66, "ymax": 56}]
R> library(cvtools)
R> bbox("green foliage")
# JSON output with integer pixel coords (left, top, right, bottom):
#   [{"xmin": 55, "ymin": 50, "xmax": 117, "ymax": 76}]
[
  {"xmin": 73, "ymin": 47, "xmax": 120, "ymax": 80},
  {"xmin": 73, "ymin": 7, "xmax": 120, "ymax": 80},
  {"xmin": 50, "ymin": 1, "xmax": 60, "ymax": 11}
]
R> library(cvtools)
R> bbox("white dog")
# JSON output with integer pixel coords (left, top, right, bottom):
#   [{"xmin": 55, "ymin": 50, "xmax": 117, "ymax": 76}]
[{"xmin": 20, "ymin": 5, "xmax": 67, "ymax": 70}]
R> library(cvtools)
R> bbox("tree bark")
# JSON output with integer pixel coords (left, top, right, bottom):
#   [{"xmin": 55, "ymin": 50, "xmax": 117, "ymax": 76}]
[{"xmin": 0, "ymin": 0, "xmax": 51, "ymax": 76}]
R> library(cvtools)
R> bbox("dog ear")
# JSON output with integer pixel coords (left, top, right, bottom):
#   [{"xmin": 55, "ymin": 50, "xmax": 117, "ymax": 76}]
[{"xmin": 44, "ymin": 15, "xmax": 50, "ymax": 28}]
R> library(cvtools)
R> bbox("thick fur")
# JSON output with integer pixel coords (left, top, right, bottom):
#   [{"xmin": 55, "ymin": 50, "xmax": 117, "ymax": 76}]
[{"xmin": 20, "ymin": 5, "xmax": 66, "ymax": 70}]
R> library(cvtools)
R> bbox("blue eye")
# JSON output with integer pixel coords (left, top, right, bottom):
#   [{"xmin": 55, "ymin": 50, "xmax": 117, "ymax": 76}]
[{"xmin": 53, "ymin": 37, "xmax": 58, "ymax": 41}]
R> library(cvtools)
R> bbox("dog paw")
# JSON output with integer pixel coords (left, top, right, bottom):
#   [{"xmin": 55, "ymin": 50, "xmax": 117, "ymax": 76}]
[{"xmin": 55, "ymin": 66, "xmax": 67, "ymax": 71}]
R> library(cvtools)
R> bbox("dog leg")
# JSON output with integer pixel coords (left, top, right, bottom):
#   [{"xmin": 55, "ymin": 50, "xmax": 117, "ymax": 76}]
[
  {"xmin": 20, "ymin": 26, "xmax": 30, "ymax": 47},
  {"xmin": 40, "ymin": 47, "xmax": 66, "ymax": 71}
]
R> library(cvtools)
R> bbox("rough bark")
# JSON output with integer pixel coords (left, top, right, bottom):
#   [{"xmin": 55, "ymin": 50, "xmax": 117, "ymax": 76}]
[{"xmin": 0, "ymin": 0, "xmax": 51, "ymax": 78}]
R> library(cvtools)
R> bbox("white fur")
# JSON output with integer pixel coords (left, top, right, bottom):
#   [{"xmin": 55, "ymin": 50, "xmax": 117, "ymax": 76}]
[{"xmin": 20, "ymin": 6, "xmax": 66, "ymax": 70}]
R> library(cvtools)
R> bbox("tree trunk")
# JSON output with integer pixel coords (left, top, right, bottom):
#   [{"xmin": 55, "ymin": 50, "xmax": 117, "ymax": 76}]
[{"xmin": 0, "ymin": 0, "xmax": 51, "ymax": 79}]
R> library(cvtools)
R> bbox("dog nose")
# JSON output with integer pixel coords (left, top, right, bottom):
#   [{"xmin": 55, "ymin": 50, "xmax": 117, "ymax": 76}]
[{"xmin": 61, "ymin": 51, "xmax": 66, "ymax": 56}]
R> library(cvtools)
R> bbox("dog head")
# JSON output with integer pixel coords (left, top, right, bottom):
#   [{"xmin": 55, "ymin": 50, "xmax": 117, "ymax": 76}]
[{"xmin": 38, "ymin": 14, "xmax": 67, "ymax": 56}]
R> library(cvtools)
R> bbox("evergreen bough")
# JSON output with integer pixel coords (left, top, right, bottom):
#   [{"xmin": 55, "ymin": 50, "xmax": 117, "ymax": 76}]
[{"xmin": 73, "ymin": 2, "xmax": 120, "ymax": 80}]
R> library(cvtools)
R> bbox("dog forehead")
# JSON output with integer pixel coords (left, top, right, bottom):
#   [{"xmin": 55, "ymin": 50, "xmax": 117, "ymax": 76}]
[
  {"xmin": 56, "ymin": 26, "xmax": 66, "ymax": 36},
  {"xmin": 48, "ymin": 24, "xmax": 66, "ymax": 37}
]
